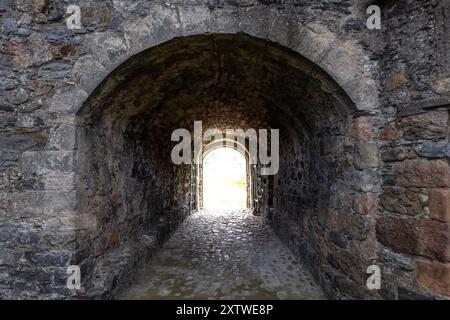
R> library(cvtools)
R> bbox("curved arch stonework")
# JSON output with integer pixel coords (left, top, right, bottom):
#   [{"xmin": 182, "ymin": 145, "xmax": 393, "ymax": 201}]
[
  {"xmin": 49, "ymin": 2, "xmax": 380, "ymax": 119},
  {"xmin": 69, "ymin": 31, "xmax": 381, "ymax": 299},
  {"xmin": 1, "ymin": 0, "xmax": 448, "ymax": 300}
]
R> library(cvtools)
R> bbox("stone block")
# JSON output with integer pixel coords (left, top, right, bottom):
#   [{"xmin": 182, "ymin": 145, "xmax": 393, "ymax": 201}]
[
  {"xmin": 416, "ymin": 141, "xmax": 450, "ymax": 159},
  {"xmin": 44, "ymin": 191, "xmax": 77, "ymax": 213},
  {"xmin": 380, "ymin": 187, "xmax": 426, "ymax": 216},
  {"xmin": 350, "ymin": 117, "xmax": 373, "ymax": 142},
  {"xmin": 382, "ymin": 147, "xmax": 416, "ymax": 162},
  {"xmin": 0, "ymin": 228, "xmax": 12, "ymax": 242},
  {"xmin": 339, "ymin": 250, "xmax": 365, "ymax": 284},
  {"xmin": 378, "ymin": 124, "xmax": 401, "ymax": 141},
  {"xmin": 338, "ymin": 212, "xmax": 370, "ymax": 241},
  {"xmin": 346, "ymin": 169, "xmax": 381, "ymax": 192},
  {"xmin": 49, "ymin": 86, "xmax": 88, "ymax": 115},
  {"xmin": 429, "ymin": 189, "xmax": 450, "ymax": 222},
  {"xmin": 22, "ymin": 151, "xmax": 74, "ymax": 174},
  {"xmin": 38, "ymin": 62, "xmax": 71, "ymax": 79},
  {"xmin": 385, "ymin": 73, "xmax": 406, "ymax": 91},
  {"xmin": 43, "ymin": 173, "xmax": 75, "ymax": 191},
  {"xmin": 395, "ymin": 159, "xmax": 449, "ymax": 188},
  {"xmin": 0, "ymin": 130, "xmax": 48, "ymax": 152},
  {"xmin": 15, "ymin": 229, "xmax": 40, "ymax": 245},
  {"xmin": 0, "ymin": 248, "xmax": 21, "ymax": 266},
  {"xmin": 0, "ymin": 192, "xmax": 10, "ymax": 217},
  {"xmin": 398, "ymin": 111, "xmax": 448, "ymax": 141},
  {"xmin": 32, "ymin": 0, "xmax": 48, "ymax": 13},
  {"xmin": 416, "ymin": 260, "xmax": 450, "ymax": 297},
  {"xmin": 71, "ymin": 55, "xmax": 107, "ymax": 94},
  {"xmin": 331, "ymin": 274, "xmax": 364, "ymax": 299},
  {"xmin": 376, "ymin": 217, "xmax": 450, "ymax": 262},
  {"xmin": 84, "ymin": 32, "xmax": 128, "ymax": 68},
  {"xmin": 47, "ymin": 124, "xmax": 76, "ymax": 151},
  {"xmin": 0, "ymin": 0, "xmax": 12, "ymax": 12},
  {"xmin": 354, "ymin": 142, "xmax": 379, "ymax": 169},
  {"xmin": 10, "ymin": 191, "xmax": 44, "ymax": 217},
  {"xmin": 328, "ymin": 231, "xmax": 347, "ymax": 249},
  {"xmin": 352, "ymin": 193, "xmax": 376, "ymax": 215},
  {"xmin": 26, "ymin": 250, "xmax": 71, "ymax": 267}
]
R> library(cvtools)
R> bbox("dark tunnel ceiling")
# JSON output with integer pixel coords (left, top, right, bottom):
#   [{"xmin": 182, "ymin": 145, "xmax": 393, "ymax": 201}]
[{"xmin": 78, "ymin": 33, "xmax": 356, "ymax": 139}]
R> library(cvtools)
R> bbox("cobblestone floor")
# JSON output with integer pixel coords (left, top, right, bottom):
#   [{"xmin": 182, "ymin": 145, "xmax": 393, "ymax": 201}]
[{"xmin": 118, "ymin": 209, "xmax": 325, "ymax": 300}]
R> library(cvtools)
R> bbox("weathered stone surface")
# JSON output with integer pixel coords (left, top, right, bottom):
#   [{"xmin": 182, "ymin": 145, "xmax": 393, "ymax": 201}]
[
  {"xmin": 84, "ymin": 32, "xmax": 128, "ymax": 67},
  {"xmin": 10, "ymin": 191, "xmax": 44, "ymax": 218},
  {"xmin": 0, "ymin": 0, "xmax": 12, "ymax": 12},
  {"xmin": 416, "ymin": 260, "xmax": 450, "ymax": 297},
  {"xmin": 381, "ymin": 246, "xmax": 415, "ymax": 273},
  {"xmin": 49, "ymin": 86, "xmax": 88, "ymax": 115},
  {"xmin": 354, "ymin": 142, "xmax": 379, "ymax": 169},
  {"xmin": 352, "ymin": 193, "xmax": 376, "ymax": 215},
  {"xmin": 338, "ymin": 249, "xmax": 366, "ymax": 284},
  {"xmin": 395, "ymin": 159, "xmax": 450, "ymax": 188},
  {"xmin": 330, "ymin": 274, "xmax": 364, "ymax": 299},
  {"xmin": 38, "ymin": 62, "xmax": 72, "ymax": 79},
  {"xmin": 398, "ymin": 98, "xmax": 450, "ymax": 117},
  {"xmin": 32, "ymin": 0, "xmax": 48, "ymax": 14},
  {"xmin": 338, "ymin": 212, "xmax": 370, "ymax": 241},
  {"xmin": 385, "ymin": 73, "xmax": 407, "ymax": 91},
  {"xmin": 380, "ymin": 187, "xmax": 426, "ymax": 216},
  {"xmin": 328, "ymin": 231, "xmax": 347, "ymax": 248},
  {"xmin": 21, "ymin": 151, "xmax": 74, "ymax": 174},
  {"xmin": 376, "ymin": 217, "xmax": 418, "ymax": 257},
  {"xmin": 376, "ymin": 217, "xmax": 450, "ymax": 262},
  {"xmin": 416, "ymin": 141, "xmax": 450, "ymax": 159},
  {"xmin": 26, "ymin": 251, "xmax": 71, "ymax": 267},
  {"xmin": 382, "ymin": 147, "xmax": 416, "ymax": 162},
  {"xmin": 47, "ymin": 124, "xmax": 76, "ymax": 151},
  {"xmin": 397, "ymin": 286, "xmax": 434, "ymax": 300},
  {"xmin": 71, "ymin": 55, "xmax": 107, "ymax": 93},
  {"xmin": 350, "ymin": 117, "xmax": 373, "ymax": 142},
  {"xmin": 398, "ymin": 111, "xmax": 448, "ymax": 141},
  {"xmin": 346, "ymin": 169, "xmax": 381, "ymax": 192},
  {"xmin": 429, "ymin": 189, "xmax": 450, "ymax": 222},
  {"xmin": 378, "ymin": 124, "xmax": 401, "ymax": 141},
  {"xmin": 0, "ymin": 249, "xmax": 21, "ymax": 266},
  {"xmin": 0, "ymin": 229, "xmax": 12, "ymax": 242},
  {"xmin": 44, "ymin": 191, "xmax": 77, "ymax": 213}
]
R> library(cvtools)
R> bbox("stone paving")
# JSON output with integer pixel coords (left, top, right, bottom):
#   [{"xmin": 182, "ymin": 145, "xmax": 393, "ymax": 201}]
[{"xmin": 118, "ymin": 209, "xmax": 325, "ymax": 300}]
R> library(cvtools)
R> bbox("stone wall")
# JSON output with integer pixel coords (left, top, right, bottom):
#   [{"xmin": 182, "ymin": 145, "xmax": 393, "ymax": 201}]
[
  {"xmin": 374, "ymin": 0, "xmax": 450, "ymax": 299},
  {"xmin": 0, "ymin": 0, "xmax": 448, "ymax": 299}
]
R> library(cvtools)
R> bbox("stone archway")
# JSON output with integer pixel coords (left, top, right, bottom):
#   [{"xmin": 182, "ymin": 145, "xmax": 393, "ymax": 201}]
[{"xmin": 71, "ymin": 33, "xmax": 378, "ymax": 298}]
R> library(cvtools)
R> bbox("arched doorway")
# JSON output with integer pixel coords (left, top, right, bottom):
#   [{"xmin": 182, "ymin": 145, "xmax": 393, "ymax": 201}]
[
  {"xmin": 74, "ymin": 33, "xmax": 371, "ymax": 299},
  {"xmin": 202, "ymin": 147, "xmax": 247, "ymax": 210}
]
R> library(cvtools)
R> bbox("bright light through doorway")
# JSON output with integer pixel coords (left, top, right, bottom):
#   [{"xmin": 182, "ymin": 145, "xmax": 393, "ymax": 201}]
[{"xmin": 203, "ymin": 148, "xmax": 247, "ymax": 209}]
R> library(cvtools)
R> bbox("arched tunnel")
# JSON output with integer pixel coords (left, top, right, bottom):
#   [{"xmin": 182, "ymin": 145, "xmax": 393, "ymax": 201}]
[{"xmin": 74, "ymin": 34, "xmax": 368, "ymax": 298}]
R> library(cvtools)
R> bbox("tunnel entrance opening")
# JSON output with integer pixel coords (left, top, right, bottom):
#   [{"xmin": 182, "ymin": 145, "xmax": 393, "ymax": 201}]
[
  {"xmin": 75, "ymin": 33, "xmax": 371, "ymax": 299},
  {"xmin": 202, "ymin": 147, "xmax": 248, "ymax": 210}
]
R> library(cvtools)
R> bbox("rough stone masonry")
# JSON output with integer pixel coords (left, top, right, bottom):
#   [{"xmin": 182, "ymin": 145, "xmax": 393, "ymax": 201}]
[{"xmin": 0, "ymin": 0, "xmax": 449, "ymax": 299}]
